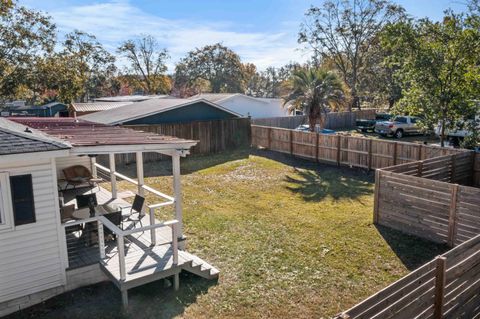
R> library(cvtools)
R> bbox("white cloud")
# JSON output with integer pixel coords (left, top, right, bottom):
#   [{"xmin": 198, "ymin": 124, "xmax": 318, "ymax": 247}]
[{"xmin": 28, "ymin": 0, "xmax": 308, "ymax": 71}]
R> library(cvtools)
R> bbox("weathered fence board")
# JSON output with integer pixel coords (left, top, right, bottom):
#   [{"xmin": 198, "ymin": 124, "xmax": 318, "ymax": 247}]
[
  {"xmin": 251, "ymin": 109, "xmax": 377, "ymax": 129},
  {"xmin": 335, "ymin": 234, "xmax": 480, "ymax": 319},
  {"xmin": 375, "ymin": 152, "xmax": 479, "ymax": 248},
  {"xmin": 101, "ymin": 118, "xmax": 251, "ymax": 165},
  {"xmin": 251, "ymin": 125, "xmax": 465, "ymax": 170}
]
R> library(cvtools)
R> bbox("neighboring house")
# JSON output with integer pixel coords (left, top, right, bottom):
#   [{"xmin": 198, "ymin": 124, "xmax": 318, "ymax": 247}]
[
  {"xmin": 80, "ymin": 98, "xmax": 242, "ymax": 125},
  {"xmin": 0, "ymin": 117, "xmax": 219, "ymax": 316},
  {"xmin": 2, "ymin": 102, "xmax": 69, "ymax": 117},
  {"xmin": 70, "ymin": 102, "xmax": 133, "ymax": 117},
  {"xmin": 94, "ymin": 95, "xmax": 171, "ymax": 102},
  {"xmin": 190, "ymin": 93, "xmax": 290, "ymax": 118}
]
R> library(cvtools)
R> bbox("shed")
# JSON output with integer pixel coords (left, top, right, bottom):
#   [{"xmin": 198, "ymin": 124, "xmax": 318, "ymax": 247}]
[
  {"xmin": 190, "ymin": 93, "xmax": 289, "ymax": 118},
  {"xmin": 80, "ymin": 98, "xmax": 242, "ymax": 125},
  {"xmin": 8, "ymin": 102, "xmax": 69, "ymax": 117}
]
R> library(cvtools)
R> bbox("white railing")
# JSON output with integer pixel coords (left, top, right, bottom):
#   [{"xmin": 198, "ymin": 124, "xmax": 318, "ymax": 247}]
[
  {"xmin": 94, "ymin": 162, "xmax": 175, "ymax": 245},
  {"xmin": 62, "ymin": 217, "xmax": 179, "ymax": 281}
]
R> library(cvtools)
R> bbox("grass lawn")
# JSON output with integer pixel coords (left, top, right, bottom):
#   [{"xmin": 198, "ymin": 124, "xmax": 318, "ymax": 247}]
[{"xmin": 8, "ymin": 148, "xmax": 447, "ymax": 319}]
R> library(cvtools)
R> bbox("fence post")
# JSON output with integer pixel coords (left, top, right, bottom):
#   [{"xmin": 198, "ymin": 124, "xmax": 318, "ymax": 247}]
[
  {"xmin": 450, "ymin": 154, "xmax": 456, "ymax": 183},
  {"xmin": 289, "ymin": 130, "xmax": 293, "ymax": 155},
  {"xmin": 418, "ymin": 161, "xmax": 424, "ymax": 177},
  {"xmin": 373, "ymin": 170, "xmax": 381, "ymax": 224},
  {"xmin": 267, "ymin": 127, "xmax": 272, "ymax": 149},
  {"xmin": 393, "ymin": 142, "xmax": 398, "ymax": 166},
  {"xmin": 315, "ymin": 133, "xmax": 320, "ymax": 162},
  {"xmin": 447, "ymin": 184, "xmax": 459, "ymax": 247},
  {"xmin": 368, "ymin": 139, "xmax": 373, "ymax": 171},
  {"xmin": 337, "ymin": 135, "xmax": 342, "ymax": 166},
  {"xmin": 418, "ymin": 144, "xmax": 423, "ymax": 160},
  {"xmin": 433, "ymin": 256, "xmax": 447, "ymax": 319}
]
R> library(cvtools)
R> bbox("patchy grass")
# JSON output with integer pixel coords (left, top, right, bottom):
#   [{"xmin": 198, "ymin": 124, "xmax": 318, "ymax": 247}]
[{"xmin": 8, "ymin": 148, "xmax": 447, "ymax": 319}]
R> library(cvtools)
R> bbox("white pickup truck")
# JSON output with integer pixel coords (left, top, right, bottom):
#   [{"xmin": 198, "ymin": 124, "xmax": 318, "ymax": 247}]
[
  {"xmin": 374, "ymin": 116, "xmax": 422, "ymax": 138},
  {"xmin": 435, "ymin": 116, "xmax": 480, "ymax": 142}
]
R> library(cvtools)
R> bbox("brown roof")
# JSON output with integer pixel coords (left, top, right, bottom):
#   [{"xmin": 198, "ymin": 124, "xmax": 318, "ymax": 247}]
[{"xmin": 9, "ymin": 118, "xmax": 196, "ymax": 148}]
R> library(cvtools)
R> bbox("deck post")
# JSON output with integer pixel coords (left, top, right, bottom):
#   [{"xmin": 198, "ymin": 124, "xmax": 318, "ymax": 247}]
[
  {"xmin": 172, "ymin": 152, "xmax": 184, "ymax": 245},
  {"xmin": 97, "ymin": 220, "xmax": 105, "ymax": 259},
  {"xmin": 121, "ymin": 289, "xmax": 128, "ymax": 309},
  {"xmin": 109, "ymin": 153, "xmax": 117, "ymax": 199},
  {"xmin": 174, "ymin": 273, "xmax": 180, "ymax": 291},
  {"xmin": 149, "ymin": 207, "xmax": 157, "ymax": 246},
  {"xmin": 172, "ymin": 225, "xmax": 178, "ymax": 265},
  {"xmin": 117, "ymin": 235, "xmax": 126, "ymax": 281},
  {"xmin": 136, "ymin": 152, "xmax": 145, "ymax": 197},
  {"xmin": 90, "ymin": 156, "xmax": 97, "ymax": 178}
]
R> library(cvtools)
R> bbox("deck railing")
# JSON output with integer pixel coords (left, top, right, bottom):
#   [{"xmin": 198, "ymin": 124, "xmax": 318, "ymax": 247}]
[
  {"xmin": 94, "ymin": 162, "xmax": 175, "ymax": 245},
  {"xmin": 62, "ymin": 216, "xmax": 179, "ymax": 280}
]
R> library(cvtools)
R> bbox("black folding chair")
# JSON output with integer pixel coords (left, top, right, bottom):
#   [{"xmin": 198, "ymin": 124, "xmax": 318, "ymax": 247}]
[{"xmin": 123, "ymin": 195, "xmax": 146, "ymax": 229}]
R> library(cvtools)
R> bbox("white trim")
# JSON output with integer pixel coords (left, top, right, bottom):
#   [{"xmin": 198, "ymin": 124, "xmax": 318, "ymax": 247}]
[
  {"xmin": 0, "ymin": 150, "xmax": 70, "ymax": 165},
  {"xmin": 50, "ymin": 158, "xmax": 68, "ymax": 283},
  {"xmin": 0, "ymin": 172, "xmax": 13, "ymax": 231},
  {"xmin": 69, "ymin": 143, "xmax": 197, "ymax": 155},
  {"xmin": 110, "ymin": 98, "xmax": 243, "ymax": 125}
]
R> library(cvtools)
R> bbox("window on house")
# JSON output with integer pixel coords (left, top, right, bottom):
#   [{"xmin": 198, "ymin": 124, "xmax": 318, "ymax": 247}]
[{"xmin": 10, "ymin": 174, "xmax": 36, "ymax": 226}]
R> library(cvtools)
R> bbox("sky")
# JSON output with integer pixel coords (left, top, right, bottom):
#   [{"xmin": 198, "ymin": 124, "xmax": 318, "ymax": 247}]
[{"xmin": 20, "ymin": 0, "xmax": 470, "ymax": 72}]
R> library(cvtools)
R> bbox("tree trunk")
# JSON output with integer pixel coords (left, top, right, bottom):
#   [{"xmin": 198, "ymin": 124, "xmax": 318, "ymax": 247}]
[
  {"xmin": 388, "ymin": 98, "xmax": 395, "ymax": 110},
  {"xmin": 440, "ymin": 118, "xmax": 446, "ymax": 148}
]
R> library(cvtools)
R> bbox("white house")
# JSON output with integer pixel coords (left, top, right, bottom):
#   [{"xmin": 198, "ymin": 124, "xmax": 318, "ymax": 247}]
[
  {"xmin": 0, "ymin": 117, "xmax": 219, "ymax": 316},
  {"xmin": 191, "ymin": 93, "xmax": 291, "ymax": 118}
]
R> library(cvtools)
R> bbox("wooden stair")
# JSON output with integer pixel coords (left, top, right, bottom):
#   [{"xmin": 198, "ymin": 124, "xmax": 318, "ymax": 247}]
[{"xmin": 179, "ymin": 250, "xmax": 219, "ymax": 280}]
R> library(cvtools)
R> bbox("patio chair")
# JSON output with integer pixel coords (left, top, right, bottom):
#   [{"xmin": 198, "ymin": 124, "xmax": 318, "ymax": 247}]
[
  {"xmin": 122, "ymin": 195, "xmax": 146, "ymax": 229},
  {"xmin": 62, "ymin": 165, "xmax": 102, "ymax": 190},
  {"xmin": 76, "ymin": 193, "xmax": 98, "ymax": 217},
  {"xmin": 103, "ymin": 211, "xmax": 123, "ymax": 240},
  {"xmin": 60, "ymin": 204, "xmax": 82, "ymax": 233}
]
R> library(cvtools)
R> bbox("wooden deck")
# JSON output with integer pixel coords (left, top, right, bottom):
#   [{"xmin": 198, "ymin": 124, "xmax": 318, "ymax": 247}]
[{"xmin": 61, "ymin": 187, "xmax": 219, "ymax": 306}]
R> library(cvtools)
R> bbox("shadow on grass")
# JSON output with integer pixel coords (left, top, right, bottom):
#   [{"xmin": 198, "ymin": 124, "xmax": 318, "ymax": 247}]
[
  {"xmin": 6, "ymin": 273, "xmax": 217, "ymax": 319},
  {"xmin": 116, "ymin": 147, "xmax": 251, "ymax": 178},
  {"xmin": 376, "ymin": 225, "xmax": 449, "ymax": 271},
  {"xmin": 284, "ymin": 167, "xmax": 373, "ymax": 201}
]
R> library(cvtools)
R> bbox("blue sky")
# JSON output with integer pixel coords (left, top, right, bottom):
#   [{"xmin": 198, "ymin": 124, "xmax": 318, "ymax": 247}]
[{"xmin": 20, "ymin": 0, "xmax": 470, "ymax": 71}]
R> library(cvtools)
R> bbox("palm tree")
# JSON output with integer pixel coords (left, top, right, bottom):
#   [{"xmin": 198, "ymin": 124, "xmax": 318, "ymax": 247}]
[{"xmin": 283, "ymin": 68, "xmax": 344, "ymax": 131}]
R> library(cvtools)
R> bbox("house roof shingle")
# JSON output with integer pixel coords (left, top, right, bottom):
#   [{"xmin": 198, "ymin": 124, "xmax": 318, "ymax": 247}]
[{"xmin": 0, "ymin": 118, "xmax": 70, "ymax": 155}]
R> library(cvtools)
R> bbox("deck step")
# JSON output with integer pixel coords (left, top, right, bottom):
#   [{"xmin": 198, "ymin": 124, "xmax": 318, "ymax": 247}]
[{"xmin": 178, "ymin": 250, "xmax": 220, "ymax": 280}]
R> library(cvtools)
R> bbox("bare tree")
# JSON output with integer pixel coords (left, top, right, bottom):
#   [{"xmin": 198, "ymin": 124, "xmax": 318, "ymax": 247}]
[
  {"xmin": 299, "ymin": 0, "xmax": 404, "ymax": 110},
  {"xmin": 117, "ymin": 35, "xmax": 170, "ymax": 94}
]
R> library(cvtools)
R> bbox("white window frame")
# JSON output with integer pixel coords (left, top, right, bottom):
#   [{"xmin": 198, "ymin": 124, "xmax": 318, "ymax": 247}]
[{"xmin": 0, "ymin": 172, "xmax": 14, "ymax": 231}]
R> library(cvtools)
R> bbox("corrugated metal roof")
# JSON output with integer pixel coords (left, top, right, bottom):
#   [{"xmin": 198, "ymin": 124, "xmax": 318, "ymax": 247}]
[
  {"xmin": 94, "ymin": 95, "xmax": 171, "ymax": 102},
  {"xmin": 80, "ymin": 98, "xmax": 242, "ymax": 125},
  {"xmin": 71, "ymin": 101, "xmax": 133, "ymax": 112},
  {"xmin": 9, "ymin": 118, "xmax": 196, "ymax": 148},
  {"xmin": 0, "ymin": 118, "xmax": 70, "ymax": 155}
]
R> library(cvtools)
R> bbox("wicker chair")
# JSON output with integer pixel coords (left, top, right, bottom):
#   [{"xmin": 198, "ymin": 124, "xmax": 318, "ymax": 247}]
[{"xmin": 62, "ymin": 165, "xmax": 102, "ymax": 190}]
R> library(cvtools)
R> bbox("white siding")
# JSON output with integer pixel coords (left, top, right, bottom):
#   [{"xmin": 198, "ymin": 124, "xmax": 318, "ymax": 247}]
[
  {"xmin": 0, "ymin": 158, "xmax": 65, "ymax": 303},
  {"xmin": 219, "ymin": 96, "xmax": 287, "ymax": 118},
  {"xmin": 55, "ymin": 155, "xmax": 92, "ymax": 179}
]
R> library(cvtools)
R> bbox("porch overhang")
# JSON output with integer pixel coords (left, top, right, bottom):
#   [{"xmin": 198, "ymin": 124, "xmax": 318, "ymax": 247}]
[{"xmin": 8, "ymin": 117, "xmax": 199, "ymax": 156}]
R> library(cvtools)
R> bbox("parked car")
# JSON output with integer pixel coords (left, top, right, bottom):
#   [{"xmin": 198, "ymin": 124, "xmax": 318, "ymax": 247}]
[
  {"xmin": 374, "ymin": 115, "xmax": 421, "ymax": 138},
  {"xmin": 355, "ymin": 113, "xmax": 392, "ymax": 132},
  {"xmin": 434, "ymin": 116, "xmax": 480, "ymax": 145},
  {"xmin": 295, "ymin": 124, "xmax": 336, "ymax": 134}
]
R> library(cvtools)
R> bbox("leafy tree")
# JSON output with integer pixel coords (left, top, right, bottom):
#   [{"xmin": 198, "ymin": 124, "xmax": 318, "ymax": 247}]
[
  {"xmin": 383, "ymin": 11, "xmax": 480, "ymax": 146},
  {"xmin": 117, "ymin": 35, "xmax": 171, "ymax": 95},
  {"xmin": 246, "ymin": 63, "xmax": 302, "ymax": 98},
  {"xmin": 174, "ymin": 43, "xmax": 247, "ymax": 94},
  {"xmin": 299, "ymin": 0, "xmax": 404, "ymax": 110},
  {"xmin": 283, "ymin": 68, "xmax": 344, "ymax": 131},
  {"xmin": 0, "ymin": 1, "xmax": 56, "ymax": 99},
  {"xmin": 61, "ymin": 30, "xmax": 116, "ymax": 102}
]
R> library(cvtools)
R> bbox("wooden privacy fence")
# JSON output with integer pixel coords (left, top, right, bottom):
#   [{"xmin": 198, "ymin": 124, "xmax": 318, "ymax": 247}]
[
  {"xmin": 251, "ymin": 125, "xmax": 465, "ymax": 170},
  {"xmin": 374, "ymin": 152, "xmax": 480, "ymax": 247},
  {"xmin": 251, "ymin": 109, "xmax": 377, "ymax": 130},
  {"xmin": 103, "ymin": 117, "xmax": 251, "ymax": 165},
  {"xmin": 335, "ymin": 233, "xmax": 480, "ymax": 319}
]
